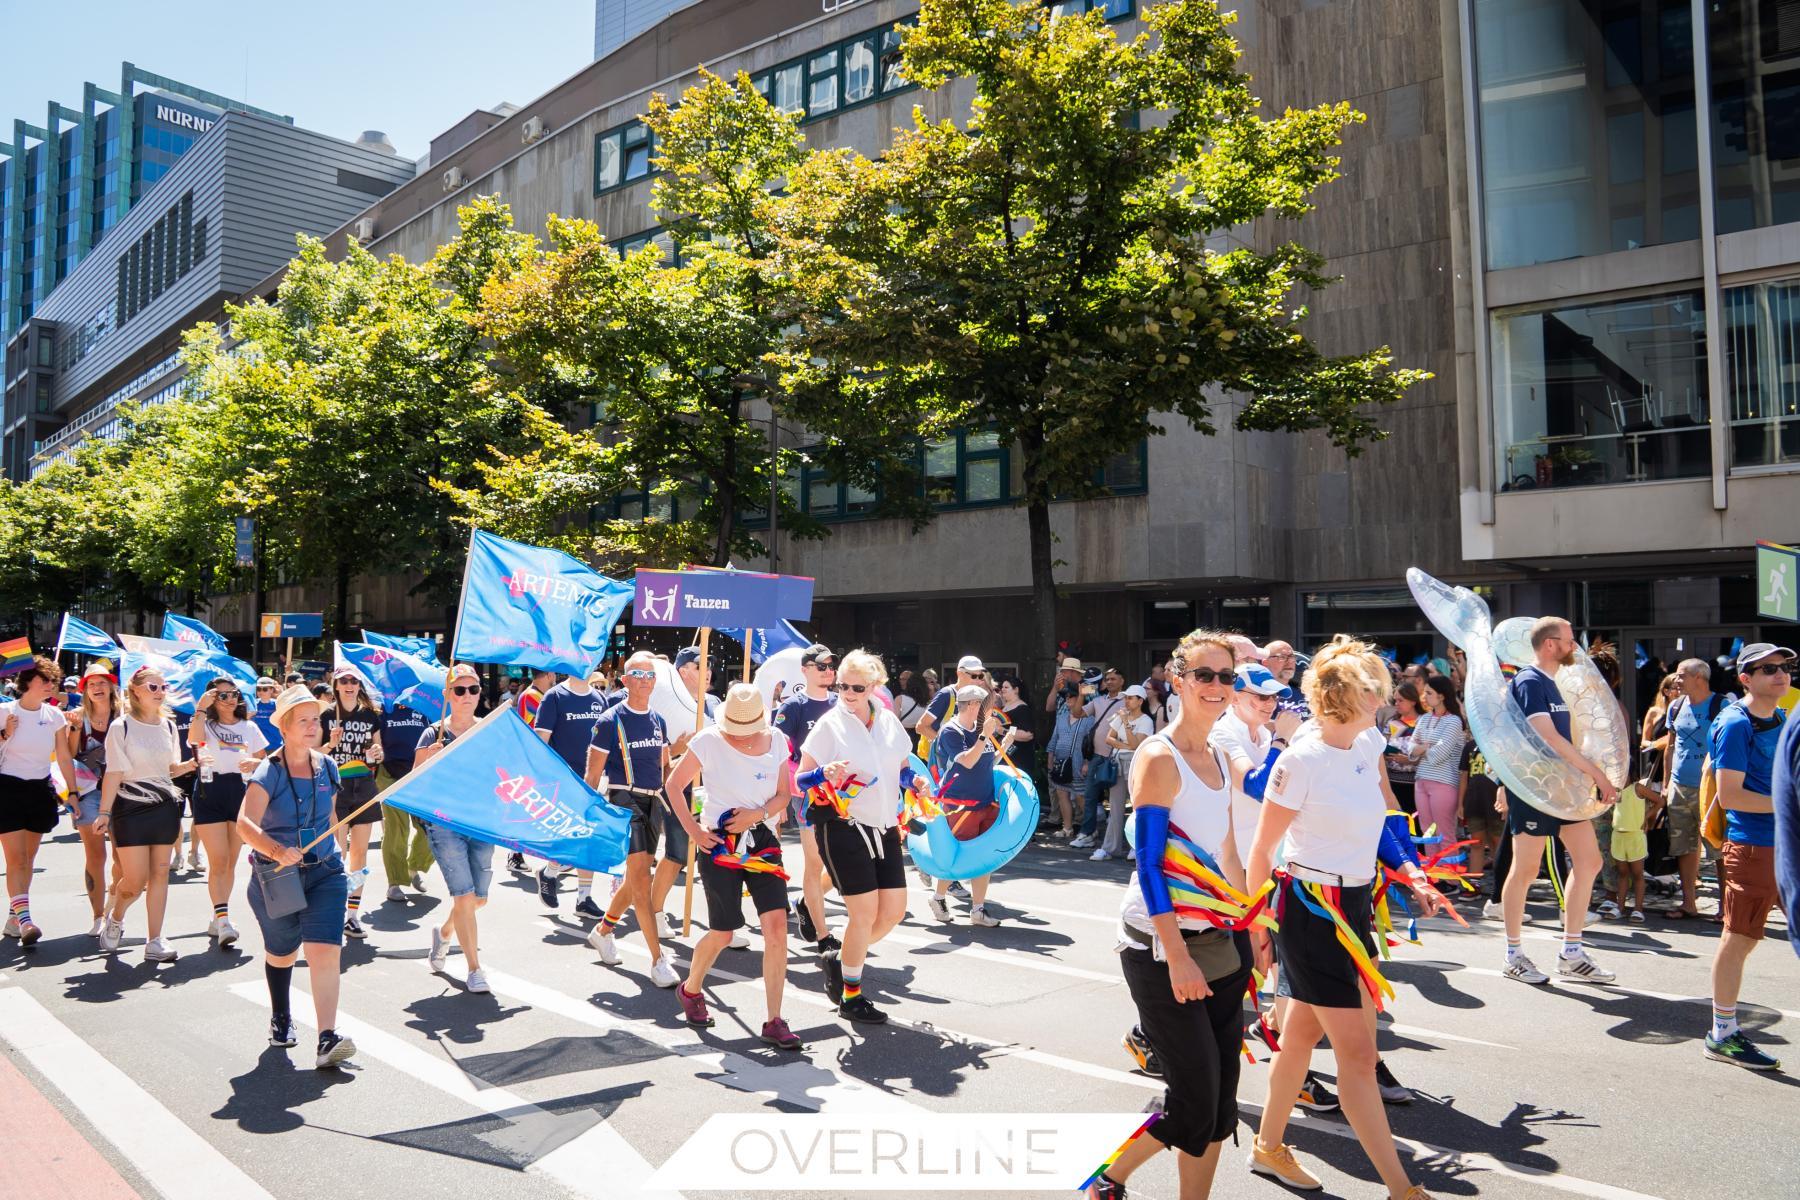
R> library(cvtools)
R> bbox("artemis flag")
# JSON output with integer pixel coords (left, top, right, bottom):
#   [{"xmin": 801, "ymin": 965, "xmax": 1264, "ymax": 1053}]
[
  {"xmin": 56, "ymin": 613, "xmax": 120, "ymax": 659},
  {"xmin": 334, "ymin": 641, "xmax": 448, "ymax": 723},
  {"xmin": 451, "ymin": 530, "xmax": 634, "ymax": 676},
  {"xmin": 162, "ymin": 613, "xmax": 230, "ymax": 651},
  {"xmin": 362, "ymin": 630, "xmax": 441, "ymax": 664}
]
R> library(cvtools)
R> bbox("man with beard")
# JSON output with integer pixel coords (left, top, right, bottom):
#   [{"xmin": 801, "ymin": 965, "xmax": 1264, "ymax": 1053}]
[{"xmin": 1498, "ymin": 617, "xmax": 1621, "ymax": 987}]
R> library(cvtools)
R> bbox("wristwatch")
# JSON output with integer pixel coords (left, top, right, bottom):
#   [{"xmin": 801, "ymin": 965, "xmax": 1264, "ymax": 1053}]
[{"xmin": 1271, "ymin": 737, "xmax": 1289, "ymax": 749}]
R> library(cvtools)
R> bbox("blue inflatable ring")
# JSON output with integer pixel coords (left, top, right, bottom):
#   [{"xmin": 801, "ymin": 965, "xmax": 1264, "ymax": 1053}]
[{"xmin": 903, "ymin": 754, "xmax": 1039, "ymax": 881}]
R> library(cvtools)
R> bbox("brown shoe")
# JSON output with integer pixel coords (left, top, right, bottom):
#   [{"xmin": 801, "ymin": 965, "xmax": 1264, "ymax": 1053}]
[{"xmin": 1248, "ymin": 1139, "xmax": 1321, "ymax": 1190}]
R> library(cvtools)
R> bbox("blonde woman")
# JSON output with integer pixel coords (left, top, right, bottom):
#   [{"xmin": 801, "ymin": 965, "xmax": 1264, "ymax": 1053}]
[
  {"xmin": 65, "ymin": 662, "xmax": 120, "ymax": 935},
  {"xmin": 797, "ymin": 649, "xmax": 918, "ymax": 1024},
  {"xmin": 95, "ymin": 667, "xmax": 200, "ymax": 961},
  {"xmin": 188, "ymin": 676, "xmax": 268, "ymax": 947},
  {"xmin": 1245, "ymin": 636, "xmax": 1451, "ymax": 1200},
  {"xmin": 417, "ymin": 664, "xmax": 496, "ymax": 994}
]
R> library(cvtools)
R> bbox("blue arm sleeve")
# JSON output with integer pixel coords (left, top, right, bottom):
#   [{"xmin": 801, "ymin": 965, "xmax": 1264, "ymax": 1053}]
[
  {"xmin": 1133, "ymin": 806, "xmax": 1175, "ymax": 917},
  {"xmin": 1242, "ymin": 745, "xmax": 1284, "ymax": 800},
  {"xmin": 1376, "ymin": 812, "xmax": 1424, "ymax": 872},
  {"xmin": 900, "ymin": 764, "xmax": 921, "ymax": 792},
  {"xmin": 795, "ymin": 766, "xmax": 826, "ymax": 793}
]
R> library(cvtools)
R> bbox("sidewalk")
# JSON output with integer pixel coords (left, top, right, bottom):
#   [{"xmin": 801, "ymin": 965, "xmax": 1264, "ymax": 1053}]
[{"xmin": 0, "ymin": 1049, "xmax": 141, "ymax": 1200}]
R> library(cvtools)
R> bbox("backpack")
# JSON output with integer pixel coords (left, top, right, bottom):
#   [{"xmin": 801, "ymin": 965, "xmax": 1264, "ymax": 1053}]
[{"xmin": 1080, "ymin": 696, "xmax": 1121, "ymax": 759}]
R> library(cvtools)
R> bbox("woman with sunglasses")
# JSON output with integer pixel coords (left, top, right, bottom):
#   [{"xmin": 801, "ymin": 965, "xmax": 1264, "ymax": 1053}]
[
  {"xmin": 238, "ymin": 685, "xmax": 357, "ymax": 1068},
  {"xmin": 189, "ymin": 675, "xmax": 269, "ymax": 947},
  {"xmin": 65, "ymin": 662, "xmax": 120, "ymax": 936},
  {"xmin": 1090, "ymin": 632, "xmax": 1249, "ymax": 1200},
  {"xmin": 1, "ymin": 656, "xmax": 78, "ymax": 948},
  {"xmin": 417, "ymin": 665, "xmax": 497, "ymax": 994},
  {"xmin": 95, "ymin": 668, "xmax": 200, "ymax": 961},
  {"xmin": 797, "ymin": 649, "xmax": 917, "ymax": 1024},
  {"xmin": 321, "ymin": 669, "xmax": 386, "ymax": 940}
]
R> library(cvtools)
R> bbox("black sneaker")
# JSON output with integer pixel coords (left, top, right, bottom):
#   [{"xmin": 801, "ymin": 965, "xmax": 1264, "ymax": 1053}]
[
  {"xmin": 573, "ymin": 896, "xmax": 604, "ymax": 920},
  {"xmin": 1705, "ymin": 1030, "xmax": 1782, "ymax": 1071},
  {"xmin": 269, "ymin": 1014, "xmax": 297, "ymax": 1048},
  {"xmin": 1296, "ymin": 1071, "xmax": 1340, "ymax": 1112},
  {"xmin": 796, "ymin": 902, "xmax": 819, "ymax": 944},
  {"xmin": 821, "ymin": 950, "xmax": 844, "ymax": 1006},
  {"xmin": 536, "ymin": 866, "xmax": 561, "ymax": 910},
  {"xmin": 837, "ymin": 994, "xmax": 888, "ymax": 1024},
  {"xmin": 1374, "ymin": 1059, "xmax": 1412, "ymax": 1105},
  {"xmin": 816, "ymin": 933, "xmax": 842, "ymax": 955},
  {"xmin": 315, "ymin": 1029, "xmax": 356, "ymax": 1069},
  {"xmin": 1122, "ymin": 1026, "xmax": 1162, "ymax": 1078},
  {"xmin": 1089, "ymin": 1173, "xmax": 1127, "ymax": 1200},
  {"xmin": 506, "ymin": 852, "xmax": 527, "ymax": 874}
]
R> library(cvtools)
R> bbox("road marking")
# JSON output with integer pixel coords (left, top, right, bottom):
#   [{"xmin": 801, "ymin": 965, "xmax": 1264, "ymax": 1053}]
[
  {"xmin": 1400, "ymin": 961, "xmax": 1800, "ymax": 1021},
  {"xmin": 226, "ymin": 983, "xmax": 679, "ymax": 1200},
  {"xmin": 0, "ymin": 986, "xmax": 276, "ymax": 1200},
  {"xmin": 875, "ymin": 927, "xmax": 1123, "ymax": 983}
]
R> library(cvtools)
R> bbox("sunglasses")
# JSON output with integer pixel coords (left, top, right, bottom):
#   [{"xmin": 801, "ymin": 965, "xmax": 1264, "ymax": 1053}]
[
  {"xmin": 833, "ymin": 682, "xmax": 872, "ymax": 694},
  {"xmin": 1184, "ymin": 668, "xmax": 1237, "ymax": 686},
  {"xmin": 1749, "ymin": 661, "xmax": 1796, "ymax": 677},
  {"xmin": 141, "ymin": 683, "xmax": 168, "ymax": 692},
  {"xmin": 450, "ymin": 684, "xmax": 482, "ymax": 696},
  {"xmin": 623, "ymin": 668, "xmax": 656, "ymax": 680},
  {"xmin": 807, "ymin": 660, "xmax": 837, "ymax": 670},
  {"xmin": 215, "ymin": 689, "xmax": 239, "ymax": 697}
]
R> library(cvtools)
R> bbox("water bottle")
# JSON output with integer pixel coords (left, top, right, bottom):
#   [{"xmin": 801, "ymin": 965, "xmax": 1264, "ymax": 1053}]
[{"xmin": 198, "ymin": 740, "xmax": 215, "ymax": 784}]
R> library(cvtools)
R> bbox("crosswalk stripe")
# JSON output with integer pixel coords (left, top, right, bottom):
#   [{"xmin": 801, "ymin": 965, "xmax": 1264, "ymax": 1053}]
[
  {"xmin": 1400, "ymin": 960, "xmax": 1800, "ymax": 1021},
  {"xmin": 225, "ymin": 982, "xmax": 680, "ymax": 1200},
  {"xmin": 0, "ymin": 985, "xmax": 277, "ymax": 1200}
]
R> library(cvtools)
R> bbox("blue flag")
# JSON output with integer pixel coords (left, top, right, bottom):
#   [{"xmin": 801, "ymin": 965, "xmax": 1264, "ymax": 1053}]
[
  {"xmin": 452, "ymin": 530, "xmax": 634, "ymax": 676},
  {"xmin": 379, "ymin": 705, "xmax": 632, "ymax": 875},
  {"xmin": 362, "ymin": 630, "xmax": 441, "ymax": 664},
  {"xmin": 56, "ymin": 612, "xmax": 119, "ymax": 659},
  {"xmin": 717, "ymin": 619, "xmax": 812, "ymax": 664},
  {"xmin": 117, "ymin": 637, "xmax": 260, "ymax": 716},
  {"xmin": 162, "ymin": 613, "xmax": 229, "ymax": 651},
  {"xmin": 335, "ymin": 641, "xmax": 448, "ymax": 723}
]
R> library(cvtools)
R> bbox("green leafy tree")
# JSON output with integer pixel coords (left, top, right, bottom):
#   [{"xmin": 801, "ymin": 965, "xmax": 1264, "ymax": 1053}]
[{"xmin": 781, "ymin": 0, "xmax": 1428, "ymax": 679}]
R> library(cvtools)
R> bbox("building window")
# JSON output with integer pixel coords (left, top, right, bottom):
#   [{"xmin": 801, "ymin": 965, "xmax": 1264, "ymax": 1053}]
[
  {"xmin": 1708, "ymin": 4, "xmax": 1800, "ymax": 235},
  {"xmin": 809, "ymin": 50, "xmax": 842, "ymax": 116},
  {"xmin": 1721, "ymin": 278, "xmax": 1800, "ymax": 470},
  {"xmin": 1491, "ymin": 290, "xmax": 1711, "ymax": 490},
  {"xmin": 844, "ymin": 36, "xmax": 877, "ymax": 105},
  {"xmin": 1473, "ymin": 0, "xmax": 1699, "ymax": 270},
  {"xmin": 593, "ymin": 121, "xmax": 656, "ymax": 195}
]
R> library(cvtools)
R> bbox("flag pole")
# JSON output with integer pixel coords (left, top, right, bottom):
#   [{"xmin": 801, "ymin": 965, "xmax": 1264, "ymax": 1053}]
[
  {"xmin": 743, "ymin": 631, "xmax": 753, "ymax": 684},
  {"xmin": 448, "ymin": 527, "xmax": 479, "ymax": 664},
  {"xmin": 681, "ymin": 626, "xmax": 711, "ymax": 937}
]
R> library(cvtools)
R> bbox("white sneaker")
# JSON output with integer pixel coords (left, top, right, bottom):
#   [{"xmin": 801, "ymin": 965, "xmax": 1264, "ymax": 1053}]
[
  {"xmin": 99, "ymin": 918, "xmax": 123, "ymax": 952},
  {"xmin": 969, "ymin": 905, "xmax": 1001, "ymax": 928},
  {"xmin": 217, "ymin": 917, "xmax": 239, "ymax": 947},
  {"xmin": 2, "ymin": 917, "xmax": 17, "ymax": 938},
  {"xmin": 187, "ymin": 852, "xmax": 203, "ymax": 872},
  {"xmin": 656, "ymin": 912, "xmax": 681, "ymax": 940},
  {"xmin": 729, "ymin": 928, "xmax": 750, "ymax": 950},
  {"xmin": 1556, "ymin": 949, "xmax": 1616, "ymax": 984},
  {"xmin": 1481, "ymin": 899, "xmax": 1503, "ymax": 920},
  {"xmin": 649, "ymin": 953, "xmax": 681, "ymax": 989},
  {"xmin": 465, "ymin": 968, "xmax": 491, "ymax": 994},
  {"xmin": 387, "ymin": 885, "xmax": 408, "ymax": 902},
  {"xmin": 88, "ymin": 916, "xmax": 106, "ymax": 938},
  {"xmin": 144, "ymin": 936, "xmax": 179, "ymax": 963},
  {"xmin": 587, "ymin": 925, "xmax": 621, "ymax": 965},
  {"xmin": 1070, "ymin": 834, "xmax": 1095, "ymax": 849},
  {"xmin": 428, "ymin": 926, "xmax": 448, "ymax": 973},
  {"xmin": 1503, "ymin": 954, "xmax": 1550, "ymax": 985},
  {"xmin": 928, "ymin": 896, "xmax": 953, "ymax": 924},
  {"xmin": 1090, "ymin": 848, "xmax": 1111, "ymax": 861}
]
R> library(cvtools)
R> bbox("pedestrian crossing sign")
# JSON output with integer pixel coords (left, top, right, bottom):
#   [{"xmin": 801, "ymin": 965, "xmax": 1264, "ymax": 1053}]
[{"xmin": 1757, "ymin": 540, "xmax": 1798, "ymax": 623}]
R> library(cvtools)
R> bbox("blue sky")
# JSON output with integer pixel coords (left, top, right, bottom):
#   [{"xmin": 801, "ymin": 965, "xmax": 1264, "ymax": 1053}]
[{"xmin": 2, "ymin": 0, "xmax": 596, "ymax": 160}]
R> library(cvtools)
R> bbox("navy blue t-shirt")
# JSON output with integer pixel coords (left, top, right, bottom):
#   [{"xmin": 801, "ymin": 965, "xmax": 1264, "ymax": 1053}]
[
  {"xmin": 926, "ymin": 686, "xmax": 956, "ymax": 724},
  {"xmin": 590, "ymin": 703, "xmax": 669, "ymax": 789},
  {"xmin": 936, "ymin": 719, "xmax": 997, "ymax": 806},
  {"xmin": 773, "ymin": 691, "xmax": 836, "ymax": 764},
  {"xmin": 533, "ymin": 682, "xmax": 611, "ymax": 775},
  {"xmin": 1510, "ymin": 666, "xmax": 1571, "ymax": 741},
  {"xmin": 380, "ymin": 705, "xmax": 428, "ymax": 763}
]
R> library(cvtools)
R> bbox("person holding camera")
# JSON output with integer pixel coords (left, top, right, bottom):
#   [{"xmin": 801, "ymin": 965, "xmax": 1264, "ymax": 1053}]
[{"xmin": 188, "ymin": 676, "xmax": 269, "ymax": 947}]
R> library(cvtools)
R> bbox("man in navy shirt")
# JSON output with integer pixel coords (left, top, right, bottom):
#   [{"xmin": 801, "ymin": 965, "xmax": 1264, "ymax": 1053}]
[
  {"xmin": 584, "ymin": 651, "xmax": 683, "ymax": 990},
  {"xmin": 773, "ymin": 644, "xmax": 839, "ymax": 949},
  {"xmin": 378, "ymin": 702, "xmax": 433, "ymax": 901},
  {"xmin": 1498, "ymin": 616, "xmax": 1621, "ymax": 988},
  {"xmin": 1704, "ymin": 642, "xmax": 1793, "ymax": 1071},
  {"xmin": 532, "ymin": 671, "xmax": 615, "ymax": 917}
]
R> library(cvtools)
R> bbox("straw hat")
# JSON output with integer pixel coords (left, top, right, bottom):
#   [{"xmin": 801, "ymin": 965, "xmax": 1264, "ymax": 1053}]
[
  {"xmin": 716, "ymin": 682, "xmax": 768, "ymax": 736},
  {"xmin": 271, "ymin": 685, "xmax": 323, "ymax": 730}
]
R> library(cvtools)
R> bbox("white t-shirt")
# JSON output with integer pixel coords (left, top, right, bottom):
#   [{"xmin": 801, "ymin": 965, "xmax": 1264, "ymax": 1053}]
[
  {"xmin": 1266, "ymin": 725, "xmax": 1389, "ymax": 880},
  {"xmin": 0, "ymin": 700, "xmax": 66, "ymax": 781},
  {"xmin": 685, "ymin": 726, "xmax": 790, "ymax": 832},
  {"xmin": 195, "ymin": 718, "xmax": 268, "ymax": 777},
  {"xmin": 1108, "ymin": 711, "xmax": 1155, "ymax": 757},
  {"xmin": 1209, "ymin": 708, "xmax": 1273, "ymax": 867},
  {"xmin": 104, "ymin": 714, "xmax": 184, "ymax": 784},
  {"xmin": 799, "ymin": 703, "xmax": 912, "ymax": 829}
]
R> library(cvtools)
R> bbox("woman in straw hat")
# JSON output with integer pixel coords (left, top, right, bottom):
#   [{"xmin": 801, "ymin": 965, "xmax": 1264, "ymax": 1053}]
[
  {"xmin": 664, "ymin": 681, "xmax": 802, "ymax": 1049},
  {"xmin": 237, "ymin": 684, "xmax": 357, "ymax": 1069}
]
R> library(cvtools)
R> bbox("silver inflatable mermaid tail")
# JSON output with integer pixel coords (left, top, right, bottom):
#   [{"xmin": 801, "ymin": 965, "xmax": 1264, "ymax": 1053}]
[{"xmin": 1405, "ymin": 569, "xmax": 1625, "ymax": 821}]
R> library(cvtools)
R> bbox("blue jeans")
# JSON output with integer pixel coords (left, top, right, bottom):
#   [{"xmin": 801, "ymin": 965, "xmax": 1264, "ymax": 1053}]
[
  {"xmin": 1080, "ymin": 767, "xmax": 1113, "ymax": 837},
  {"xmin": 425, "ymin": 824, "xmax": 495, "ymax": 898},
  {"xmin": 248, "ymin": 859, "xmax": 348, "ymax": 955}
]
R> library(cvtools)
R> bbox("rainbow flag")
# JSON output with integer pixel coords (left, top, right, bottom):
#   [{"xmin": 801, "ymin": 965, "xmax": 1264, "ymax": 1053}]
[
  {"xmin": 338, "ymin": 759, "xmax": 374, "ymax": 780},
  {"xmin": 0, "ymin": 636, "xmax": 34, "ymax": 677}
]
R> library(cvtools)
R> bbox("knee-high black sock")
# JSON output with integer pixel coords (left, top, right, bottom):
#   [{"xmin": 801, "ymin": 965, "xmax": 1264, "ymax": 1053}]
[{"xmin": 266, "ymin": 962, "xmax": 293, "ymax": 1019}]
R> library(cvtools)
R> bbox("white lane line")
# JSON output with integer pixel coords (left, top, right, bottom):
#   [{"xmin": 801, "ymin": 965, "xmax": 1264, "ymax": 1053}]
[
  {"xmin": 226, "ymin": 983, "xmax": 679, "ymax": 1200},
  {"xmin": 0, "ymin": 986, "xmax": 277, "ymax": 1200},
  {"xmin": 481, "ymin": 968, "xmax": 921, "ymax": 1114},
  {"xmin": 875, "ymin": 927, "xmax": 1122, "ymax": 983},
  {"xmin": 1382, "ymin": 1021, "xmax": 1516, "ymax": 1051},
  {"xmin": 1400, "ymin": 961, "xmax": 1800, "ymax": 1022}
]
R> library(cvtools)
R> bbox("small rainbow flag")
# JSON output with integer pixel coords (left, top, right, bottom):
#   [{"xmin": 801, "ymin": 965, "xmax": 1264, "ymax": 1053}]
[
  {"xmin": 0, "ymin": 636, "xmax": 34, "ymax": 677},
  {"xmin": 338, "ymin": 759, "xmax": 374, "ymax": 780}
]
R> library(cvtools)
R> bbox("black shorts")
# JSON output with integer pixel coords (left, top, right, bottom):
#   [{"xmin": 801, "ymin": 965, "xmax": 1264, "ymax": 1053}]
[
  {"xmin": 1274, "ymin": 877, "xmax": 1378, "ymax": 1009},
  {"xmin": 0, "ymin": 774, "xmax": 60, "ymax": 835},
  {"xmin": 333, "ymin": 775, "xmax": 382, "ymax": 827},
  {"xmin": 613, "ymin": 789, "xmax": 662, "ymax": 858},
  {"xmin": 191, "ymin": 773, "xmax": 247, "ymax": 825},
  {"xmin": 1120, "ymin": 938, "xmax": 1252, "ymax": 1153},
  {"xmin": 1507, "ymin": 796, "xmax": 1573, "ymax": 838},
  {"xmin": 698, "ymin": 824, "xmax": 789, "ymax": 932},
  {"xmin": 112, "ymin": 799, "xmax": 182, "ymax": 847},
  {"xmin": 817, "ymin": 819, "xmax": 905, "ymax": 897}
]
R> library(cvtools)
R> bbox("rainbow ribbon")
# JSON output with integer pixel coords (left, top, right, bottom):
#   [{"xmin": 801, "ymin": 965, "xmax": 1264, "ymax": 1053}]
[
  {"xmin": 1280, "ymin": 874, "xmax": 1396, "ymax": 1010},
  {"xmin": 709, "ymin": 817, "xmax": 790, "ymax": 882},
  {"xmin": 338, "ymin": 759, "xmax": 374, "ymax": 780},
  {"xmin": 808, "ymin": 774, "xmax": 871, "ymax": 821},
  {"xmin": 1077, "ymin": 1113, "xmax": 1161, "ymax": 1193},
  {"xmin": 1163, "ymin": 823, "xmax": 1278, "ymax": 933}
]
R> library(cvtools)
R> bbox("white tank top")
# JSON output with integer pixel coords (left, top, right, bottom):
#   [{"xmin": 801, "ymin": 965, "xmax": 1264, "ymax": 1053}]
[{"xmin": 1118, "ymin": 730, "xmax": 1231, "ymax": 936}]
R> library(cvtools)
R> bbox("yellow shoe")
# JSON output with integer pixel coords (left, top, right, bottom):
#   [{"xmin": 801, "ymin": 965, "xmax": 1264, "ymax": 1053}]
[
  {"xmin": 1248, "ymin": 1139, "xmax": 1322, "ymax": 1190},
  {"xmin": 1399, "ymin": 1188, "xmax": 1434, "ymax": 1200}
]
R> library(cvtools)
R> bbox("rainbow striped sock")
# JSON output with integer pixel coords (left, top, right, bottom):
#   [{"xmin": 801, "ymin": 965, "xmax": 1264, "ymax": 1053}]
[
  {"xmin": 212, "ymin": 901, "xmax": 229, "ymax": 920},
  {"xmin": 598, "ymin": 917, "xmax": 618, "ymax": 936},
  {"xmin": 347, "ymin": 891, "xmax": 362, "ymax": 915},
  {"xmin": 842, "ymin": 969, "xmax": 862, "ymax": 1001},
  {"xmin": 1712, "ymin": 1005, "xmax": 1739, "ymax": 1041},
  {"xmin": 9, "ymin": 895, "xmax": 29, "ymax": 926}
]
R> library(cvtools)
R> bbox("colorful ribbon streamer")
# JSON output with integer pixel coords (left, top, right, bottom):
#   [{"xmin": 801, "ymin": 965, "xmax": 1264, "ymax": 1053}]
[
  {"xmin": 1279, "ymin": 873, "xmax": 1396, "ymax": 1010},
  {"xmin": 708, "ymin": 813, "xmax": 790, "ymax": 881},
  {"xmin": 1163, "ymin": 823, "xmax": 1279, "ymax": 933}
]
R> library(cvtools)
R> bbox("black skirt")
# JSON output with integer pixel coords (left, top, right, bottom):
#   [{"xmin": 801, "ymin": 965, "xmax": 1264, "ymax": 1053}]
[
  {"xmin": 1273, "ymin": 876, "xmax": 1378, "ymax": 1009},
  {"xmin": 113, "ymin": 798, "xmax": 182, "ymax": 847}
]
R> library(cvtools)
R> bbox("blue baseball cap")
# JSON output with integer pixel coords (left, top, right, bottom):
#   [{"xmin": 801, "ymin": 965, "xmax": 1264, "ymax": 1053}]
[
  {"xmin": 674, "ymin": 646, "xmax": 703, "ymax": 669},
  {"xmin": 1234, "ymin": 664, "xmax": 1293, "ymax": 698}
]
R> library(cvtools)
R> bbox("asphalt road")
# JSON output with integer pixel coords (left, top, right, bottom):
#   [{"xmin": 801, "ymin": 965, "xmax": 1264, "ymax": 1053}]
[{"xmin": 2, "ymin": 818, "xmax": 1796, "ymax": 1200}]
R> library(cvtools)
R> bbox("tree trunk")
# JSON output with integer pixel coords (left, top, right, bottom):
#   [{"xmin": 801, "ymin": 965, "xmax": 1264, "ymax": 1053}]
[
  {"xmin": 1026, "ymin": 495, "xmax": 1058, "ymax": 700},
  {"xmin": 712, "ymin": 390, "xmax": 740, "ymax": 567}
]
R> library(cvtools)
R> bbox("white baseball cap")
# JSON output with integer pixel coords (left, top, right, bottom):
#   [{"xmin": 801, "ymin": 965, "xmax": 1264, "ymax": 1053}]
[{"xmin": 957, "ymin": 655, "xmax": 986, "ymax": 674}]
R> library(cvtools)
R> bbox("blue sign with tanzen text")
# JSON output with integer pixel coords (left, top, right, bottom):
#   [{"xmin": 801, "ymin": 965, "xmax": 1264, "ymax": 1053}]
[{"xmin": 632, "ymin": 568, "xmax": 815, "ymax": 630}]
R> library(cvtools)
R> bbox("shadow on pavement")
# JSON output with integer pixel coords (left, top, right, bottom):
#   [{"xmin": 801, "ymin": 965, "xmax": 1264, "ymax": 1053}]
[{"xmin": 212, "ymin": 1044, "xmax": 359, "ymax": 1134}]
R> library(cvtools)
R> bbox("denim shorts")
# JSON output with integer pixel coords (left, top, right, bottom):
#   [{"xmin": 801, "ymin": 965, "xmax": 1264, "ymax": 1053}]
[
  {"xmin": 661, "ymin": 804, "xmax": 692, "ymax": 866},
  {"xmin": 425, "ymin": 824, "xmax": 495, "ymax": 898},
  {"xmin": 75, "ymin": 788, "xmax": 102, "ymax": 828},
  {"xmin": 248, "ymin": 858, "xmax": 348, "ymax": 956}
]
